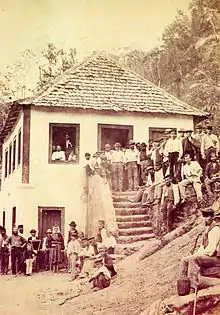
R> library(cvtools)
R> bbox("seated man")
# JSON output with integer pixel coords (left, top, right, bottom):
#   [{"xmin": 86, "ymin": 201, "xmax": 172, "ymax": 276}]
[
  {"xmin": 99, "ymin": 245, "xmax": 117, "ymax": 277},
  {"xmin": 102, "ymin": 230, "xmax": 117, "ymax": 254},
  {"xmin": 179, "ymin": 154, "xmax": 203, "ymax": 203},
  {"xmin": 204, "ymin": 153, "xmax": 220, "ymax": 197},
  {"xmin": 89, "ymin": 256, "xmax": 111, "ymax": 291},
  {"xmin": 178, "ymin": 208, "xmax": 220, "ymax": 292}
]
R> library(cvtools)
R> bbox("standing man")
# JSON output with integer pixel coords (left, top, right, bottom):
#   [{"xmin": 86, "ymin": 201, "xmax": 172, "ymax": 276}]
[
  {"xmin": 125, "ymin": 140, "xmax": 139, "ymax": 191},
  {"xmin": 0, "ymin": 228, "xmax": 9, "ymax": 275},
  {"xmin": 193, "ymin": 124, "xmax": 205, "ymax": 169},
  {"xmin": 179, "ymin": 154, "xmax": 203, "ymax": 203},
  {"xmin": 6, "ymin": 227, "xmax": 27, "ymax": 276},
  {"xmin": 201, "ymin": 125, "xmax": 220, "ymax": 163},
  {"xmin": 111, "ymin": 142, "xmax": 124, "ymax": 192},
  {"xmin": 161, "ymin": 129, "xmax": 172, "ymax": 177},
  {"xmin": 164, "ymin": 129, "xmax": 183, "ymax": 182},
  {"xmin": 67, "ymin": 221, "xmax": 78, "ymax": 244},
  {"xmin": 104, "ymin": 144, "xmax": 112, "ymax": 165},
  {"xmin": 178, "ymin": 207, "xmax": 220, "ymax": 291},
  {"xmin": 178, "ymin": 128, "xmax": 185, "ymax": 142},
  {"xmin": 182, "ymin": 129, "xmax": 197, "ymax": 160}
]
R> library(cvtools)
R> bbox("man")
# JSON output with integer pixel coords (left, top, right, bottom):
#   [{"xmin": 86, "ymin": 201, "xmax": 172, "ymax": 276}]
[
  {"xmin": 40, "ymin": 228, "xmax": 52, "ymax": 270},
  {"xmin": 51, "ymin": 145, "xmax": 65, "ymax": 161},
  {"xmin": 179, "ymin": 207, "xmax": 220, "ymax": 290},
  {"xmin": 204, "ymin": 153, "xmax": 220, "ymax": 197},
  {"xmin": 0, "ymin": 228, "xmax": 9, "ymax": 275},
  {"xmin": 18, "ymin": 224, "xmax": 24, "ymax": 237},
  {"xmin": 139, "ymin": 142, "xmax": 154, "ymax": 185},
  {"xmin": 104, "ymin": 144, "xmax": 112, "ymax": 164},
  {"xmin": 179, "ymin": 154, "xmax": 203, "ymax": 203},
  {"xmin": 182, "ymin": 129, "xmax": 197, "ymax": 160},
  {"xmin": 64, "ymin": 133, "xmax": 73, "ymax": 160},
  {"xmin": 111, "ymin": 142, "xmax": 124, "ymax": 192},
  {"xmin": 6, "ymin": 227, "xmax": 27, "ymax": 275},
  {"xmin": 192, "ymin": 124, "xmax": 205, "ymax": 169},
  {"xmin": 164, "ymin": 129, "xmax": 183, "ymax": 182},
  {"xmin": 89, "ymin": 256, "xmax": 111, "ymax": 291},
  {"xmin": 161, "ymin": 129, "xmax": 172, "ymax": 177},
  {"xmin": 67, "ymin": 230, "xmax": 81, "ymax": 281},
  {"xmin": 67, "ymin": 221, "xmax": 78, "ymax": 244},
  {"xmin": 125, "ymin": 140, "xmax": 139, "ymax": 191},
  {"xmin": 160, "ymin": 175, "xmax": 180, "ymax": 233},
  {"xmin": 178, "ymin": 128, "xmax": 185, "ymax": 142},
  {"xmin": 84, "ymin": 153, "xmax": 95, "ymax": 176},
  {"xmin": 99, "ymin": 245, "xmax": 117, "ymax": 277},
  {"xmin": 201, "ymin": 125, "xmax": 220, "ymax": 163}
]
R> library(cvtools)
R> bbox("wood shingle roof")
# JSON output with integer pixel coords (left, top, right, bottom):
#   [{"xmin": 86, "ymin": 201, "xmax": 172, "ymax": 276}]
[{"xmin": 19, "ymin": 53, "xmax": 207, "ymax": 117}]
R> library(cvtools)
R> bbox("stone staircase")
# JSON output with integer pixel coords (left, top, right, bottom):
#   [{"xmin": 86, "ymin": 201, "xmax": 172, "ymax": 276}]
[{"xmin": 113, "ymin": 191, "xmax": 155, "ymax": 244}]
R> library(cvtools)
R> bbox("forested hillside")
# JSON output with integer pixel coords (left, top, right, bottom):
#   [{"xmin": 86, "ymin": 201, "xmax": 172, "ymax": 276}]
[{"xmin": 114, "ymin": 0, "xmax": 220, "ymax": 131}]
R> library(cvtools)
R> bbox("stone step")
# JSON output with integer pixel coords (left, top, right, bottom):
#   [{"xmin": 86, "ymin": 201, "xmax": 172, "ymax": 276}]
[
  {"xmin": 113, "ymin": 191, "xmax": 137, "ymax": 196},
  {"xmin": 117, "ymin": 233, "xmax": 155, "ymax": 244},
  {"xmin": 114, "ymin": 202, "xmax": 142, "ymax": 208},
  {"xmin": 119, "ymin": 227, "xmax": 153, "ymax": 236},
  {"xmin": 116, "ymin": 214, "xmax": 150, "ymax": 222},
  {"xmin": 115, "ymin": 208, "xmax": 149, "ymax": 216},
  {"xmin": 117, "ymin": 220, "xmax": 152, "ymax": 229},
  {"xmin": 113, "ymin": 195, "xmax": 137, "ymax": 202}
]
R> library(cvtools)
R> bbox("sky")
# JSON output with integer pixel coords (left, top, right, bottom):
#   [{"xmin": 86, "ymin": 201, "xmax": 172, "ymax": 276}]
[{"xmin": 0, "ymin": 0, "xmax": 191, "ymax": 96}]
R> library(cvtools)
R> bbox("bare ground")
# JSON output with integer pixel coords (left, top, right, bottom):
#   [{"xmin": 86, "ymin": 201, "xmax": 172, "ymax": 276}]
[{"xmin": 0, "ymin": 225, "xmax": 205, "ymax": 315}]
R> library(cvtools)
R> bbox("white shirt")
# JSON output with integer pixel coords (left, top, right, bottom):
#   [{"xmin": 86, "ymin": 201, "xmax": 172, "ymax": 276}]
[
  {"xmin": 52, "ymin": 151, "xmax": 65, "ymax": 161},
  {"xmin": 67, "ymin": 239, "xmax": 81, "ymax": 256},
  {"xmin": 103, "ymin": 235, "xmax": 117, "ymax": 248},
  {"xmin": 164, "ymin": 138, "xmax": 183, "ymax": 157},
  {"xmin": 183, "ymin": 161, "xmax": 202, "ymax": 180},
  {"xmin": 90, "ymin": 265, "xmax": 111, "ymax": 280},
  {"xmin": 125, "ymin": 149, "xmax": 139, "ymax": 163},
  {"xmin": 197, "ymin": 225, "xmax": 220, "ymax": 256},
  {"xmin": 111, "ymin": 150, "xmax": 125, "ymax": 163},
  {"xmin": 201, "ymin": 134, "xmax": 220, "ymax": 156}
]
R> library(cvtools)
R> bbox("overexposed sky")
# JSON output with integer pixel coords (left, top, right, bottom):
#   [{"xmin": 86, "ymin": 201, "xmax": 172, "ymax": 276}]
[{"xmin": 0, "ymin": 0, "xmax": 191, "ymax": 71}]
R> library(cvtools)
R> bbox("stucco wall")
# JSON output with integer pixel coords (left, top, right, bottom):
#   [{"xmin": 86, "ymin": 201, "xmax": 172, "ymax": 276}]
[{"xmin": 0, "ymin": 106, "xmax": 194, "ymax": 239}]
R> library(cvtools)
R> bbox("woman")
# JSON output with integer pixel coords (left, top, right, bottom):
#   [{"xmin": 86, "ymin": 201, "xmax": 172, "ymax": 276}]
[
  {"xmin": 49, "ymin": 225, "xmax": 64, "ymax": 273},
  {"xmin": 84, "ymin": 153, "xmax": 118, "ymax": 238}
]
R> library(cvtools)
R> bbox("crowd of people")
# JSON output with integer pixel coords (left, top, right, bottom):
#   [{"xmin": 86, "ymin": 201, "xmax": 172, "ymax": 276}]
[
  {"xmin": 84, "ymin": 124, "xmax": 220, "ymax": 233},
  {"xmin": 0, "ymin": 220, "xmax": 117, "ymax": 291}
]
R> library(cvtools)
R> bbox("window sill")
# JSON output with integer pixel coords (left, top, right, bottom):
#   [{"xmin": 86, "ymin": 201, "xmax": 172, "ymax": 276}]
[{"xmin": 48, "ymin": 160, "xmax": 79, "ymax": 165}]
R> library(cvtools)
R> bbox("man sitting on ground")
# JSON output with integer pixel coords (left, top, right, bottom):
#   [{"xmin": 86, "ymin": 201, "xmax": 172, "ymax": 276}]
[
  {"xmin": 179, "ymin": 153, "xmax": 203, "ymax": 203},
  {"xmin": 99, "ymin": 245, "xmax": 117, "ymax": 277},
  {"xmin": 89, "ymin": 256, "xmax": 111, "ymax": 291},
  {"xmin": 204, "ymin": 153, "xmax": 220, "ymax": 197}
]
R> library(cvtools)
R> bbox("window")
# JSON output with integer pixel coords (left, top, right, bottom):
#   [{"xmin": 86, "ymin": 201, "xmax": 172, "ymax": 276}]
[
  {"xmin": 49, "ymin": 123, "xmax": 80, "ymax": 163},
  {"xmin": 9, "ymin": 143, "xmax": 12, "ymax": 175},
  {"xmin": 13, "ymin": 137, "xmax": 16, "ymax": 171},
  {"xmin": 12, "ymin": 207, "xmax": 16, "ymax": 229},
  {"xmin": 149, "ymin": 127, "xmax": 177, "ymax": 141},
  {"xmin": 2, "ymin": 211, "xmax": 5, "ymax": 228},
  {"xmin": 18, "ymin": 130, "xmax": 21, "ymax": 165},
  {"xmin": 4, "ymin": 149, "xmax": 8, "ymax": 178}
]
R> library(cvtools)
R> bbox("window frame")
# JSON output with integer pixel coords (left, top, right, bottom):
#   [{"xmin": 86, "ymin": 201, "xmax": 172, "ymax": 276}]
[
  {"xmin": 8, "ymin": 143, "xmax": 12, "ymax": 175},
  {"xmin": 18, "ymin": 129, "xmax": 21, "ymax": 166},
  {"xmin": 12, "ymin": 136, "xmax": 16, "ymax": 171},
  {"xmin": 148, "ymin": 127, "xmax": 177, "ymax": 141},
  {"xmin": 4, "ymin": 149, "xmax": 8, "ymax": 179},
  {"xmin": 48, "ymin": 123, "xmax": 80, "ymax": 164}
]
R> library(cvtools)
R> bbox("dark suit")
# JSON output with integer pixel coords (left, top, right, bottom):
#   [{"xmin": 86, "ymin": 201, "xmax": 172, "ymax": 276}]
[{"xmin": 204, "ymin": 161, "xmax": 220, "ymax": 194}]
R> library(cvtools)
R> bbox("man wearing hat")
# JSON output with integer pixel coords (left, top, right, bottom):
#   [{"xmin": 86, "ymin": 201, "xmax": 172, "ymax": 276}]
[
  {"xmin": 89, "ymin": 256, "xmax": 111, "ymax": 290},
  {"xmin": 192, "ymin": 124, "xmax": 206, "ymax": 170},
  {"xmin": 160, "ymin": 175, "xmax": 180, "ymax": 233},
  {"xmin": 111, "ymin": 142, "xmax": 125, "ymax": 192},
  {"xmin": 179, "ymin": 207, "xmax": 220, "ymax": 290},
  {"xmin": 201, "ymin": 125, "xmax": 220, "ymax": 163},
  {"xmin": 67, "ymin": 221, "xmax": 78, "ymax": 244},
  {"xmin": 125, "ymin": 140, "xmax": 139, "ymax": 191},
  {"xmin": 182, "ymin": 129, "xmax": 197, "ymax": 160},
  {"xmin": 67, "ymin": 230, "xmax": 81, "ymax": 281},
  {"xmin": 204, "ymin": 152, "xmax": 220, "ymax": 197},
  {"xmin": 178, "ymin": 128, "xmax": 185, "ymax": 142}
]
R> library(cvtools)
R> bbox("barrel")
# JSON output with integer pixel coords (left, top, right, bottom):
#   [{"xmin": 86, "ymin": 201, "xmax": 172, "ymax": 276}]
[{"xmin": 177, "ymin": 277, "xmax": 191, "ymax": 296}]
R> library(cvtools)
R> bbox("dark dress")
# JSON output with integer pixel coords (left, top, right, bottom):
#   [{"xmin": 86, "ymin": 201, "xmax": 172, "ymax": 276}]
[{"xmin": 48, "ymin": 233, "xmax": 64, "ymax": 264}]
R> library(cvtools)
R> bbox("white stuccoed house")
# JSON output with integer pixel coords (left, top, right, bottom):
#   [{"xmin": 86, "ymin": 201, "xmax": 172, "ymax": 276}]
[{"xmin": 0, "ymin": 53, "xmax": 207, "ymax": 240}]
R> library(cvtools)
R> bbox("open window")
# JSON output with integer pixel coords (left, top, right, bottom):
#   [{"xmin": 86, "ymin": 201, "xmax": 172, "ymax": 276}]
[
  {"xmin": 149, "ymin": 127, "xmax": 177, "ymax": 141},
  {"xmin": 49, "ymin": 123, "xmax": 80, "ymax": 163},
  {"xmin": 98, "ymin": 124, "xmax": 133, "ymax": 150}
]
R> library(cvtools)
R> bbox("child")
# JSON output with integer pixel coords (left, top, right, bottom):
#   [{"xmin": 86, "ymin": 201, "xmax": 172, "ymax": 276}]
[
  {"xmin": 0, "ymin": 228, "xmax": 9, "ymax": 275},
  {"xmin": 96, "ymin": 220, "xmax": 107, "ymax": 243},
  {"xmin": 67, "ymin": 231, "xmax": 81, "ymax": 281},
  {"xmin": 25, "ymin": 242, "xmax": 36, "ymax": 276},
  {"xmin": 89, "ymin": 257, "xmax": 111, "ymax": 291},
  {"xmin": 103, "ymin": 230, "xmax": 117, "ymax": 254}
]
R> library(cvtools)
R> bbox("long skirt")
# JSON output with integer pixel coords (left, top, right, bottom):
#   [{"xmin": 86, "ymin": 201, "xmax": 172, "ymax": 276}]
[{"xmin": 50, "ymin": 244, "xmax": 62, "ymax": 264}]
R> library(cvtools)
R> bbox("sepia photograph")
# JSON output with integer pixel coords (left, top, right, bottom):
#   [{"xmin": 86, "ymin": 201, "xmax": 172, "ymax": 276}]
[{"xmin": 0, "ymin": 0, "xmax": 220, "ymax": 314}]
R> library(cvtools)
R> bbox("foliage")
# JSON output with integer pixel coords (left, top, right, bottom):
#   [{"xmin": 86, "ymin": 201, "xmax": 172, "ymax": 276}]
[{"xmin": 115, "ymin": 1, "xmax": 220, "ymax": 132}]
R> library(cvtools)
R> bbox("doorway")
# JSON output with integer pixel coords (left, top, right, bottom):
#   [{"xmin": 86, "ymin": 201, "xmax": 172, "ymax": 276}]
[
  {"xmin": 38, "ymin": 207, "xmax": 65, "ymax": 238},
  {"xmin": 98, "ymin": 124, "xmax": 133, "ymax": 150}
]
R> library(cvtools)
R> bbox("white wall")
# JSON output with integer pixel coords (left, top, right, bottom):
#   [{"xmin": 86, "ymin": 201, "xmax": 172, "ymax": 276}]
[{"xmin": 0, "ymin": 107, "xmax": 194, "ymax": 239}]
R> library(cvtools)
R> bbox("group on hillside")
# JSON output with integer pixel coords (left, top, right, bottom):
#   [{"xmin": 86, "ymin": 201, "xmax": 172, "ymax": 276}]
[
  {"xmin": 0, "ymin": 220, "xmax": 117, "ymax": 291},
  {"xmin": 84, "ymin": 124, "xmax": 220, "ymax": 234}
]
